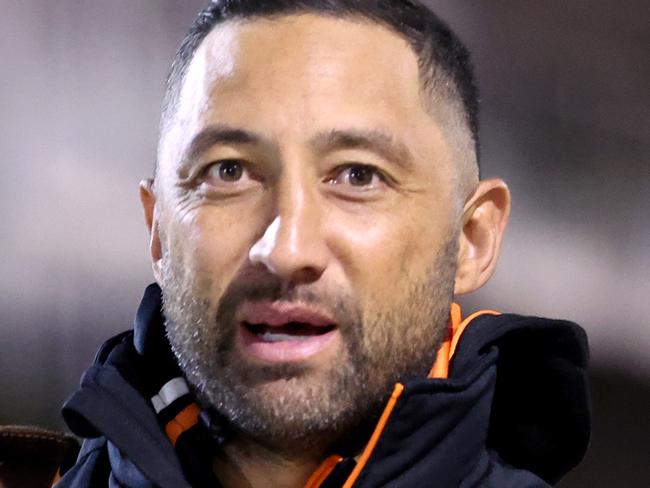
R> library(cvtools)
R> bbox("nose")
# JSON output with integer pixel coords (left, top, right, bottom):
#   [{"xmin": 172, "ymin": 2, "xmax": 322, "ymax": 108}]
[{"xmin": 249, "ymin": 184, "xmax": 328, "ymax": 284}]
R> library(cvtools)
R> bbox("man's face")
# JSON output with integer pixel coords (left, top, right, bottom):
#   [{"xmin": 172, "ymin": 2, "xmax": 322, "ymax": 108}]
[{"xmin": 153, "ymin": 15, "xmax": 463, "ymax": 450}]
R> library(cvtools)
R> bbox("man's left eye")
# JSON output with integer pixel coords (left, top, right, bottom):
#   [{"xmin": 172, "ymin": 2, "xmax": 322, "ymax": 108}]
[{"xmin": 331, "ymin": 164, "xmax": 383, "ymax": 188}]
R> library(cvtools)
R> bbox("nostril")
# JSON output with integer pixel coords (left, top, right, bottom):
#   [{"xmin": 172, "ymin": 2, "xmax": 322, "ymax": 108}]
[{"xmin": 287, "ymin": 266, "xmax": 323, "ymax": 284}]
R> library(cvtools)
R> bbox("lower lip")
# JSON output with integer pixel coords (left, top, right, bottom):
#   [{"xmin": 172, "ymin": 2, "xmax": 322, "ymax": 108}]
[{"xmin": 238, "ymin": 325, "xmax": 339, "ymax": 363}]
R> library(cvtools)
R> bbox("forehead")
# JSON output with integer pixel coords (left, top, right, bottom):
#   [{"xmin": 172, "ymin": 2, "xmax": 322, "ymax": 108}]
[
  {"xmin": 157, "ymin": 13, "xmax": 457, "ymax": 190},
  {"xmin": 174, "ymin": 14, "xmax": 426, "ymax": 127}
]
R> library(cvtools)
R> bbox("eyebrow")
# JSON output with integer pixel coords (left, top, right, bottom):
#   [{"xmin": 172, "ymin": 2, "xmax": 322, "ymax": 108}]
[
  {"xmin": 179, "ymin": 124, "xmax": 263, "ymax": 174},
  {"xmin": 178, "ymin": 125, "xmax": 414, "ymax": 174},
  {"xmin": 310, "ymin": 128, "xmax": 414, "ymax": 170}
]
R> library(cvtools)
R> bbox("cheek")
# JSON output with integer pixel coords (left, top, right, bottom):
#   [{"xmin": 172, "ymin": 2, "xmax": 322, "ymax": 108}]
[
  {"xmin": 328, "ymin": 202, "xmax": 453, "ymax": 306},
  {"xmin": 164, "ymin": 205, "xmax": 264, "ymax": 294}
]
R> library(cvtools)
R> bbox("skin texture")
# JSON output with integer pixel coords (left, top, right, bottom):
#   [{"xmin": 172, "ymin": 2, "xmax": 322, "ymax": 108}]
[{"xmin": 141, "ymin": 14, "xmax": 510, "ymax": 488}]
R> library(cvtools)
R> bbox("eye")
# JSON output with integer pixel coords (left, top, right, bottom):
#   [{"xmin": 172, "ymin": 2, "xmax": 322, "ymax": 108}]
[
  {"xmin": 330, "ymin": 164, "xmax": 384, "ymax": 188},
  {"xmin": 206, "ymin": 159, "xmax": 245, "ymax": 182},
  {"xmin": 346, "ymin": 165, "xmax": 375, "ymax": 186}
]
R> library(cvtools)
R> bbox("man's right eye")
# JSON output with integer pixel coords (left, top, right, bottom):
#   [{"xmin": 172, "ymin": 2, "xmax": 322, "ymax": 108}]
[{"xmin": 206, "ymin": 160, "xmax": 245, "ymax": 182}]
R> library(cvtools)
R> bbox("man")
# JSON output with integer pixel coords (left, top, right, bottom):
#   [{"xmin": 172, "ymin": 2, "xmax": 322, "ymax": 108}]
[{"xmin": 58, "ymin": 1, "xmax": 590, "ymax": 487}]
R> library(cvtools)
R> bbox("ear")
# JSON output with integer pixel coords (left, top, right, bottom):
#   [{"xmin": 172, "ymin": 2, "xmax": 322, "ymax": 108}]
[
  {"xmin": 139, "ymin": 179, "xmax": 163, "ymax": 281},
  {"xmin": 454, "ymin": 178, "xmax": 511, "ymax": 295}
]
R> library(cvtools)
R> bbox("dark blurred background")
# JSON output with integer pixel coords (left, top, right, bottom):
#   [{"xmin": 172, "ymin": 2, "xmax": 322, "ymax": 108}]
[{"xmin": 1, "ymin": 1, "xmax": 648, "ymax": 486}]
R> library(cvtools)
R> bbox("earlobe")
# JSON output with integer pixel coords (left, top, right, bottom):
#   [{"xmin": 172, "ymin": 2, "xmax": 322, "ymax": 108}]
[
  {"xmin": 139, "ymin": 179, "xmax": 163, "ymax": 267},
  {"xmin": 454, "ymin": 179, "xmax": 511, "ymax": 295}
]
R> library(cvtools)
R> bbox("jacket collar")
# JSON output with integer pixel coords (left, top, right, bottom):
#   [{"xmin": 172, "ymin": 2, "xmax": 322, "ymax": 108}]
[
  {"xmin": 343, "ymin": 312, "xmax": 590, "ymax": 486},
  {"xmin": 63, "ymin": 284, "xmax": 590, "ymax": 487}
]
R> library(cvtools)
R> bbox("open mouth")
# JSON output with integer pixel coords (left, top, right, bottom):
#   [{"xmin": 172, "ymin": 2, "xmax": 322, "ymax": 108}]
[
  {"xmin": 237, "ymin": 301, "xmax": 340, "ymax": 363},
  {"xmin": 244, "ymin": 321, "xmax": 337, "ymax": 342}
]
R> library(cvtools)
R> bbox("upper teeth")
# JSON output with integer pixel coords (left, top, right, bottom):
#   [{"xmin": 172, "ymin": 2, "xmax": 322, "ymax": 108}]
[{"xmin": 260, "ymin": 331, "xmax": 306, "ymax": 343}]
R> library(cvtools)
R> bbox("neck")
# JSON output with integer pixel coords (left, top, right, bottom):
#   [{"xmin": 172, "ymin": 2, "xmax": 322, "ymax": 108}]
[{"xmin": 213, "ymin": 437, "xmax": 325, "ymax": 488}]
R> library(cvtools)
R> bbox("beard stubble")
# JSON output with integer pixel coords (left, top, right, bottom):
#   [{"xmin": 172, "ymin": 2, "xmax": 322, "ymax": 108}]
[{"xmin": 160, "ymin": 233, "xmax": 458, "ymax": 454}]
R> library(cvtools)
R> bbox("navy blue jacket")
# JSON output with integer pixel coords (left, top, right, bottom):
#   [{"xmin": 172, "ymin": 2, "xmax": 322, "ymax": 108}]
[{"xmin": 57, "ymin": 284, "xmax": 590, "ymax": 487}]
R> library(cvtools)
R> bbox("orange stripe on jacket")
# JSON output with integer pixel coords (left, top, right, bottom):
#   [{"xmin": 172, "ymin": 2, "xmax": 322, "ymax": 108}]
[
  {"xmin": 165, "ymin": 403, "xmax": 201, "ymax": 446},
  {"xmin": 338, "ymin": 304, "xmax": 499, "ymax": 487},
  {"xmin": 340, "ymin": 383, "xmax": 404, "ymax": 488},
  {"xmin": 429, "ymin": 303, "xmax": 500, "ymax": 379},
  {"xmin": 51, "ymin": 469, "xmax": 62, "ymax": 487},
  {"xmin": 304, "ymin": 455, "xmax": 344, "ymax": 488}
]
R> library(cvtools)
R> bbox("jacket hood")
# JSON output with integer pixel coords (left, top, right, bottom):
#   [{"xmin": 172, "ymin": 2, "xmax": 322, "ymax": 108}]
[
  {"xmin": 351, "ymin": 311, "xmax": 590, "ymax": 486},
  {"xmin": 62, "ymin": 285, "xmax": 192, "ymax": 488},
  {"xmin": 456, "ymin": 312, "xmax": 590, "ymax": 484}
]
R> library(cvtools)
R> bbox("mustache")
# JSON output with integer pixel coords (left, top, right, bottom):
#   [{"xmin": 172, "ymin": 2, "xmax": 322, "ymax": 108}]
[
  {"xmin": 214, "ymin": 270, "xmax": 359, "ymax": 328},
  {"xmin": 211, "ymin": 269, "xmax": 369, "ymax": 373}
]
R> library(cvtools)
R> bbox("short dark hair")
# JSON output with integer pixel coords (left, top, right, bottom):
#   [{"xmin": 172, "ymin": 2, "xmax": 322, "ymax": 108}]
[{"xmin": 160, "ymin": 0, "xmax": 479, "ymax": 167}]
